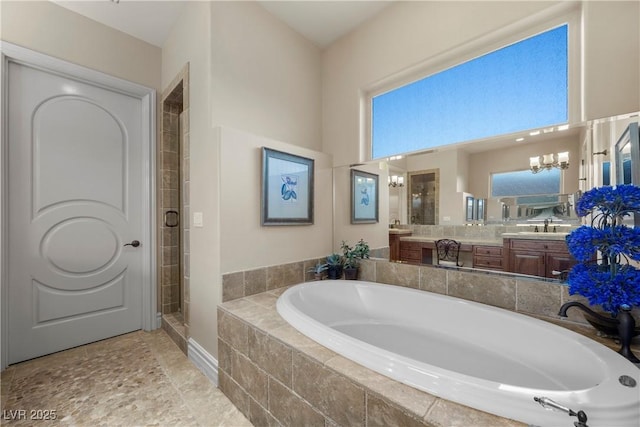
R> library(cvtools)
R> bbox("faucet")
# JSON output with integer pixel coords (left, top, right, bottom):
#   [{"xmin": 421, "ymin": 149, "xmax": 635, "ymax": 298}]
[
  {"xmin": 558, "ymin": 301, "xmax": 640, "ymax": 363},
  {"xmin": 533, "ymin": 397, "xmax": 589, "ymax": 427},
  {"xmin": 543, "ymin": 218, "xmax": 550, "ymax": 232}
]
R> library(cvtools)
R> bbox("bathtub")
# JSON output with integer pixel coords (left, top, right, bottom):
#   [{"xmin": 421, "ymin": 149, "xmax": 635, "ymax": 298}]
[{"xmin": 276, "ymin": 280, "xmax": 640, "ymax": 427}]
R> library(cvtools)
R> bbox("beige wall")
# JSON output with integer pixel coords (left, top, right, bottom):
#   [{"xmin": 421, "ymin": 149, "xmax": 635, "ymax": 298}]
[
  {"xmin": 161, "ymin": 2, "xmax": 220, "ymax": 358},
  {"xmin": 583, "ymin": 1, "xmax": 640, "ymax": 121},
  {"xmin": 333, "ymin": 162, "xmax": 389, "ymax": 252},
  {"xmin": 211, "ymin": 1, "xmax": 322, "ymax": 151},
  {"xmin": 219, "ymin": 127, "xmax": 333, "ymax": 272},
  {"xmin": 162, "ymin": 1, "xmax": 324, "ymax": 358},
  {"xmin": 1, "ymin": 1, "xmax": 161, "ymax": 90}
]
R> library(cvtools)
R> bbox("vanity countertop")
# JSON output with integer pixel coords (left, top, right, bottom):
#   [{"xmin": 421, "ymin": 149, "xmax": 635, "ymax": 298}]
[
  {"xmin": 501, "ymin": 232, "xmax": 569, "ymax": 241},
  {"xmin": 388, "ymin": 229, "xmax": 412, "ymax": 235},
  {"xmin": 398, "ymin": 235, "xmax": 503, "ymax": 247}
]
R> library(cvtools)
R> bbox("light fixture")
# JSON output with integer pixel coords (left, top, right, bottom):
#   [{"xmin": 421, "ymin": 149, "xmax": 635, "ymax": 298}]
[
  {"xmin": 388, "ymin": 175, "xmax": 404, "ymax": 187},
  {"xmin": 530, "ymin": 151, "xmax": 569, "ymax": 173}
]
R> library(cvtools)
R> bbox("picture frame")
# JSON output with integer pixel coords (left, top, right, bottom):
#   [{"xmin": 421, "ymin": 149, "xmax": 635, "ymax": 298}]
[
  {"xmin": 351, "ymin": 169, "xmax": 379, "ymax": 224},
  {"xmin": 261, "ymin": 147, "xmax": 314, "ymax": 226}
]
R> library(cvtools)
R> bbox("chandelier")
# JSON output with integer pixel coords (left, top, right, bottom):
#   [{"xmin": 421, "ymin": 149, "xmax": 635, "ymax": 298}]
[
  {"xmin": 529, "ymin": 152, "xmax": 569, "ymax": 174},
  {"xmin": 388, "ymin": 175, "xmax": 404, "ymax": 187}
]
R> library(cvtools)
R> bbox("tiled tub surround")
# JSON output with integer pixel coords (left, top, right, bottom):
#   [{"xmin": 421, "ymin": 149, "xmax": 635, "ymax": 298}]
[
  {"xmin": 219, "ymin": 258, "xmax": 640, "ymax": 426},
  {"xmin": 276, "ymin": 281, "xmax": 640, "ymax": 426},
  {"xmin": 218, "ymin": 291, "xmax": 525, "ymax": 427},
  {"xmin": 221, "ymin": 249, "xmax": 388, "ymax": 303}
]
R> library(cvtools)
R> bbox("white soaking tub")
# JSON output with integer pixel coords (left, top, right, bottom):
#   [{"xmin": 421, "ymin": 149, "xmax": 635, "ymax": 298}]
[{"xmin": 276, "ymin": 280, "xmax": 640, "ymax": 427}]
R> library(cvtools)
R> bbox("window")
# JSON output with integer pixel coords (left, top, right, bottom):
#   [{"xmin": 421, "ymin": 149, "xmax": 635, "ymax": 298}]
[
  {"xmin": 372, "ymin": 25, "xmax": 568, "ymax": 159},
  {"xmin": 491, "ymin": 169, "xmax": 561, "ymax": 198}
]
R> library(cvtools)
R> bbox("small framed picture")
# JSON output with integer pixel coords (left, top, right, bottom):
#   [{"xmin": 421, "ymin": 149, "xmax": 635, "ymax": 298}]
[
  {"xmin": 351, "ymin": 169, "xmax": 379, "ymax": 224},
  {"xmin": 261, "ymin": 147, "xmax": 314, "ymax": 225}
]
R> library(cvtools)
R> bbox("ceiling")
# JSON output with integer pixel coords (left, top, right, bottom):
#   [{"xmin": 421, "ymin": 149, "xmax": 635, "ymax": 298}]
[{"xmin": 51, "ymin": 1, "xmax": 393, "ymax": 49}]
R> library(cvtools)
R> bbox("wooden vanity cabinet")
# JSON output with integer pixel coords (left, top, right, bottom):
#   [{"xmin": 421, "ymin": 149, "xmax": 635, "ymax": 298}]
[
  {"xmin": 472, "ymin": 245, "xmax": 503, "ymax": 271},
  {"xmin": 399, "ymin": 241, "xmax": 423, "ymax": 265},
  {"xmin": 389, "ymin": 231, "xmax": 411, "ymax": 261},
  {"xmin": 504, "ymin": 238, "xmax": 576, "ymax": 279}
]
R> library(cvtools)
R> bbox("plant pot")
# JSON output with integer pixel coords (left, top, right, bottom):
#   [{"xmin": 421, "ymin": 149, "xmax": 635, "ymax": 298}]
[
  {"xmin": 584, "ymin": 312, "xmax": 640, "ymax": 338},
  {"xmin": 343, "ymin": 267, "xmax": 358, "ymax": 280},
  {"xmin": 327, "ymin": 265, "xmax": 343, "ymax": 280}
]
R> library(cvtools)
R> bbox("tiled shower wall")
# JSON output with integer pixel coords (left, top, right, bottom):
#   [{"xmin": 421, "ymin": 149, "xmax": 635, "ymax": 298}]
[
  {"xmin": 159, "ymin": 64, "xmax": 191, "ymax": 344},
  {"xmin": 161, "ymin": 101, "xmax": 181, "ymax": 315}
]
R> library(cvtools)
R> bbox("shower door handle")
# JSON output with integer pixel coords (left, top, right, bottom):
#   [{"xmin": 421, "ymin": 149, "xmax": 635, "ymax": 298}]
[{"xmin": 124, "ymin": 240, "xmax": 141, "ymax": 248}]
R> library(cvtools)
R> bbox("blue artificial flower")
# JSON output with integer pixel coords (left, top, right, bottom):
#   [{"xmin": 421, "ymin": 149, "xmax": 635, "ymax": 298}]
[
  {"xmin": 567, "ymin": 184, "xmax": 640, "ymax": 313},
  {"xmin": 567, "ymin": 263, "xmax": 640, "ymax": 315},
  {"xmin": 576, "ymin": 184, "xmax": 640, "ymax": 219}
]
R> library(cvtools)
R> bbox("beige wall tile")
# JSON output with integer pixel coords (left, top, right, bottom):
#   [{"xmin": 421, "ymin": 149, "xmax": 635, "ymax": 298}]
[
  {"xmin": 425, "ymin": 398, "xmax": 525, "ymax": 427},
  {"xmin": 223, "ymin": 272, "xmax": 245, "ymax": 302},
  {"xmin": 358, "ymin": 259, "xmax": 376, "ymax": 282},
  {"xmin": 447, "ymin": 271, "xmax": 516, "ymax": 310},
  {"xmin": 419, "ymin": 266, "xmax": 447, "ymax": 294},
  {"xmin": 248, "ymin": 397, "xmax": 279, "ymax": 427},
  {"xmin": 268, "ymin": 378, "xmax": 325, "ymax": 427},
  {"xmin": 292, "ymin": 352, "xmax": 365, "ymax": 426},
  {"xmin": 217, "ymin": 310, "xmax": 249, "ymax": 355},
  {"xmin": 325, "ymin": 356, "xmax": 433, "ymax": 419},
  {"xmin": 231, "ymin": 351, "xmax": 268, "ymax": 407},
  {"xmin": 516, "ymin": 279, "xmax": 562, "ymax": 317},
  {"xmin": 248, "ymin": 328, "xmax": 292, "ymax": 387},
  {"xmin": 367, "ymin": 394, "xmax": 432, "ymax": 427},
  {"xmin": 245, "ymin": 268, "xmax": 267, "ymax": 296},
  {"xmin": 377, "ymin": 262, "xmax": 419, "ymax": 289},
  {"xmin": 218, "ymin": 370, "xmax": 250, "ymax": 417}
]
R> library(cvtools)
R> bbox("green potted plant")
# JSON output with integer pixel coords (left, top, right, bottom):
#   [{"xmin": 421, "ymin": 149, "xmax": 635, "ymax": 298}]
[
  {"xmin": 326, "ymin": 253, "xmax": 343, "ymax": 280},
  {"xmin": 341, "ymin": 239, "xmax": 370, "ymax": 280},
  {"xmin": 307, "ymin": 262, "xmax": 328, "ymax": 281}
]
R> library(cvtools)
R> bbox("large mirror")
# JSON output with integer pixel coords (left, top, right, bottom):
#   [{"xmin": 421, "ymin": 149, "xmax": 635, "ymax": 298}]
[{"xmin": 334, "ymin": 112, "xmax": 640, "ymax": 276}]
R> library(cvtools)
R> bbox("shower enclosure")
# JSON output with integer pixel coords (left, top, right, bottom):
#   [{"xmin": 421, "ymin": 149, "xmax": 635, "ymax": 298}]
[{"xmin": 159, "ymin": 66, "xmax": 190, "ymax": 353}]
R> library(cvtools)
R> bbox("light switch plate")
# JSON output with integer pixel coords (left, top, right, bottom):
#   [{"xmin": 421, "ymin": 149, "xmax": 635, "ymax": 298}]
[{"xmin": 193, "ymin": 212, "xmax": 203, "ymax": 227}]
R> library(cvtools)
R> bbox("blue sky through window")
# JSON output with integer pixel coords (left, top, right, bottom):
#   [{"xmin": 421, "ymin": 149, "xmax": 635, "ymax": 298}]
[{"xmin": 372, "ymin": 25, "xmax": 568, "ymax": 159}]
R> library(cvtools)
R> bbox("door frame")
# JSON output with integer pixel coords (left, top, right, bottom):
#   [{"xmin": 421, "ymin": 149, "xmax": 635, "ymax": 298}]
[{"xmin": 0, "ymin": 42, "xmax": 158, "ymax": 370}]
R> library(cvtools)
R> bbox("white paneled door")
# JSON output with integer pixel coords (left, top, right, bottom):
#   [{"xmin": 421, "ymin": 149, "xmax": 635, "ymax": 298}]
[{"xmin": 7, "ymin": 60, "xmax": 147, "ymax": 364}]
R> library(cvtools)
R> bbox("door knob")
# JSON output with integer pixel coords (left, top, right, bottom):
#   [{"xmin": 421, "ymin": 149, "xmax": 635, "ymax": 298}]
[{"xmin": 124, "ymin": 240, "xmax": 141, "ymax": 247}]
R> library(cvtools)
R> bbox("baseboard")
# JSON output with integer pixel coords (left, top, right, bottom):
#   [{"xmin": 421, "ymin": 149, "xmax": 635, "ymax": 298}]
[{"xmin": 187, "ymin": 338, "xmax": 218, "ymax": 386}]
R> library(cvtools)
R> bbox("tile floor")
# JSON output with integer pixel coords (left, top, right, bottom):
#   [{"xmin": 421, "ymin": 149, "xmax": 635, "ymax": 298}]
[{"xmin": 1, "ymin": 330, "xmax": 251, "ymax": 426}]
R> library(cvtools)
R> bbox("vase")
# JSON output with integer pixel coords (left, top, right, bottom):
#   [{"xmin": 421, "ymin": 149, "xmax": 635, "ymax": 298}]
[
  {"xmin": 327, "ymin": 265, "xmax": 343, "ymax": 280},
  {"xmin": 344, "ymin": 267, "xmax": 358, "ymax": 280},
  {"xmin": 583, "ymin": 312, "xmax": 640, "ymax": 338}
]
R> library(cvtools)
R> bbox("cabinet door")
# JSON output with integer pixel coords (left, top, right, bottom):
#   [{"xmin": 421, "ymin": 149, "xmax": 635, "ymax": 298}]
[
  {"xmin": 510, "ymin": 251, "xmax": 546, "ymax": 277},
  {"xmin": 389, "ymin": 234, "xmax": 400, "ymax": 261},
  {"xmin": 546, "ymin": 252, "xmax": 577, "ymax": 278}
]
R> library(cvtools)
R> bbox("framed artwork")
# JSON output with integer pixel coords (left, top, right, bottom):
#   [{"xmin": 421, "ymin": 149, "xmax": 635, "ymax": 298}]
[
  {"xmin": 351, "ymin": 169, "xmax": 379, "ymax": 224},
  {"xmin": 261, "ymin": 147, "xmax": 314, "ymax": 225}
]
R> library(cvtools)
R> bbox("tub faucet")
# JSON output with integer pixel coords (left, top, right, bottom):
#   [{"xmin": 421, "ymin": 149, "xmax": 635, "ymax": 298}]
[
  {"xmin": 558, "ymin": 301, "xmax": 640, "ymax": 363},
  {"xmin": 533, "ymin": 397, "xmax": 588, "ymax": 427}
]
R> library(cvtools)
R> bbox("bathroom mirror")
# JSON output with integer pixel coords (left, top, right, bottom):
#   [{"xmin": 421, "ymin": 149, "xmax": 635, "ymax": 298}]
[
  {"xmin": 614, "ymin": 121, "xmax": 640, "ymax": 226},
  {"xmin": 615, "ymin": 122, "xmax": 639, "ymax": 186},
  {"xmin": 333, "ymin": 112, "xmax": 639, "ymax": 276}
]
